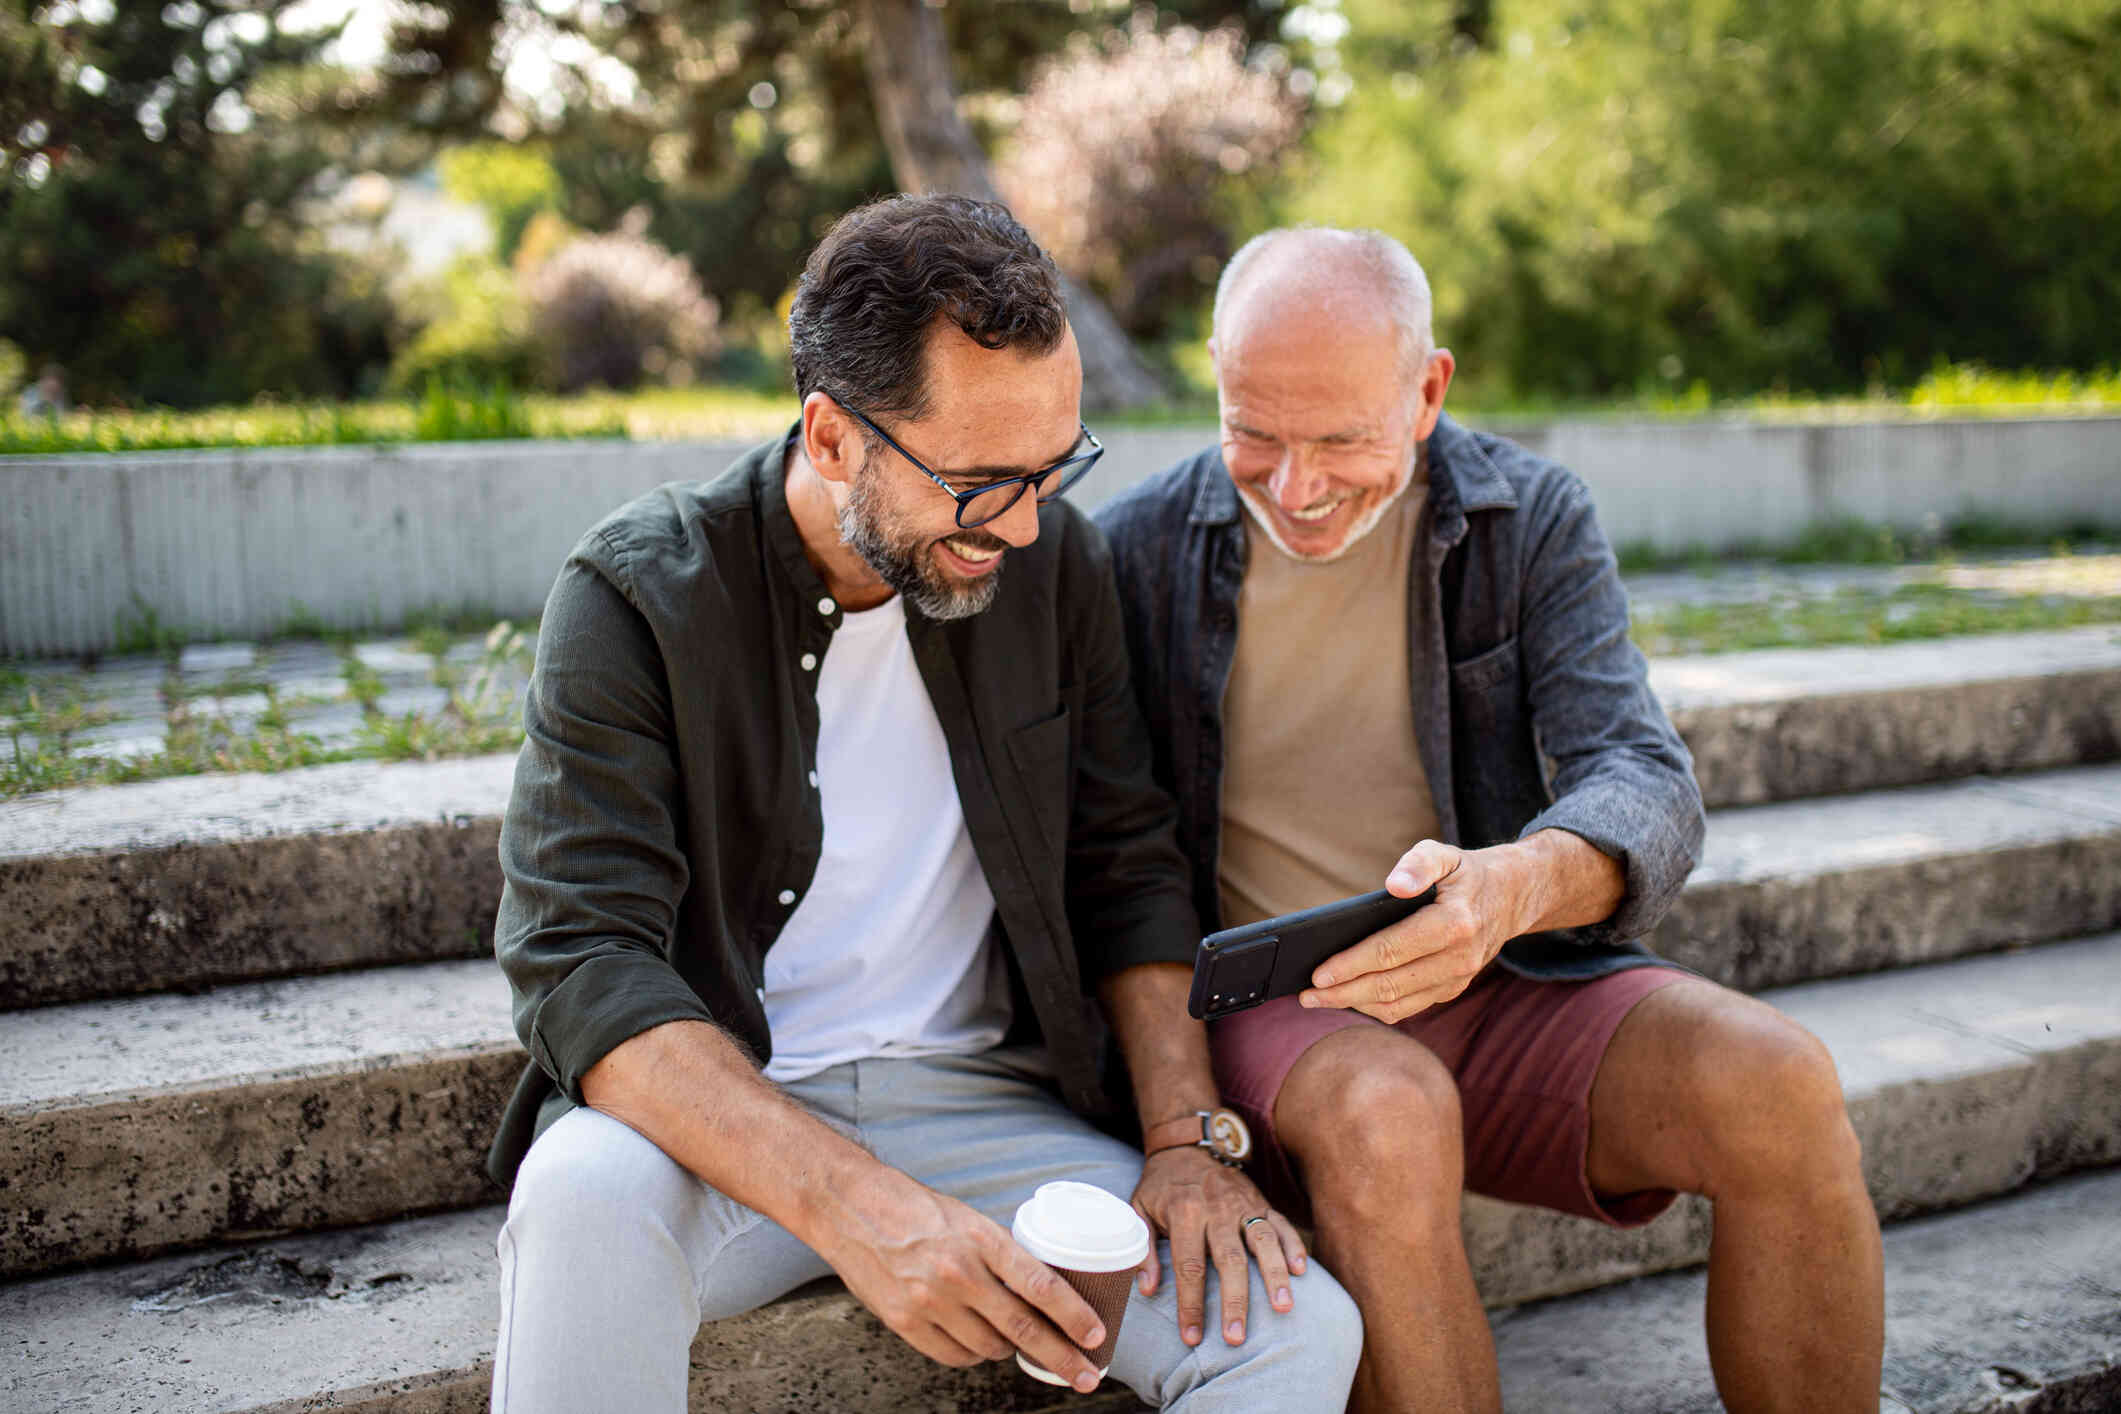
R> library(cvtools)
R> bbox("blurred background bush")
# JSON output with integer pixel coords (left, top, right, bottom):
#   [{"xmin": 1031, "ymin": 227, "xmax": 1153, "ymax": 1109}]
[
  {"xmin": 995, "ymin": 19, "xmax": 1304, "ymax": 343},
  {"xmin": 522, "ymin": 216, "xmax": 719, "ymax": 393},
  {"xmin": 2, "ymin": 0, "xmax": 2115, "ymax": 422}
]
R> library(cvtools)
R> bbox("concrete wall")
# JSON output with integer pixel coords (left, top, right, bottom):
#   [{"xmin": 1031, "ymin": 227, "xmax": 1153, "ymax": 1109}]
[
  {"xmin": 3, "ymin": 417, "xmax": 2115, "ymax": 658},
  {"xmin": 1506, "ymin": 417, "xmax": 2120, "ymax": 551}
]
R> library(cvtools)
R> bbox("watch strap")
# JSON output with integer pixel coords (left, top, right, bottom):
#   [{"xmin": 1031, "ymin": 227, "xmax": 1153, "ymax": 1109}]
[
  {"xmin": 1142, "ymin": 1112, "xmax": 1214, "ymax": 1156},
  {"xmin": 1142, "ymin": 1108, "xmax": 1252, "ymax": 1166}
]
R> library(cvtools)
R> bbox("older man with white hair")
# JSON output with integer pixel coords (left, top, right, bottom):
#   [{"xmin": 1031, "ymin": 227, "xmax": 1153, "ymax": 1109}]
[{"xmin": 1096, "ymin": 227, "xmax": 1884, "ymax": 1413}]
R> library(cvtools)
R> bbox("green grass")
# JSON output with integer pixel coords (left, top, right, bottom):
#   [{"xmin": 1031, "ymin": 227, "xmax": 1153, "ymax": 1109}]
[
  {"xmin": 1630, "ymin": 581, "xmax": 2121, "ymax": 656},
  {"xmin": 2, "ymin": 675, "xmax": 127, "ymax": 794},
  {"xmin": 111, "ymin": 598, "xmax": 188, "ymax": 659},
  {"xmin": 0, "ymin": 618, "xmax": 539, "ymax": 797},
  {"xmin": 148, "ymin": 710, "xmax": 358, "ymax": 780},
  {"xmin": 7, "ymin": 362, "xmax": 2115, "ymax": 456},
  {"xmin": 0, "ymin": 380, "xmax": 631, "ymax": 455},
  {"xmin": 1463, "ymin": 362, "xmax": 2121, "ymax": 424},
  {"xmin": 1615, "ymin": 514, "xmax": 2121, "ymax": 573},
  {"xmin": 8, "ymin": 562, "xmax": 2117, "ymax": 794},
  {"xmin": 165, "ymin": 670, "xmax": 271, "ymax": 703}
]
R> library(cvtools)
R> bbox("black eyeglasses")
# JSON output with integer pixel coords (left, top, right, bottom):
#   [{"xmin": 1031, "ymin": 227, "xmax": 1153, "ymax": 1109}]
[{"xmin": 836, "ymin": 401, "xmax": 1104, "ymax": 529}]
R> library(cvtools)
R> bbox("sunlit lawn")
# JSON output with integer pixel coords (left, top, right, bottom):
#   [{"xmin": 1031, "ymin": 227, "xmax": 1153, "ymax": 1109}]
[
  {"xmin": 5, "ymin": 362, "xmax": 2119, "ymax": 455},
  {"xmin": 1630, "ymin": 570, "xmax": 2121, "ymax": 657},
  {"xmin": 0, "ymin": 383, "xmax": 796, "ymax": 454}
]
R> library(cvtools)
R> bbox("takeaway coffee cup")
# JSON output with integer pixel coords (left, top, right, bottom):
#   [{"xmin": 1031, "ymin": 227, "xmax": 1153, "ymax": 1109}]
[{"xmin": 1010, "ymin": 1180, "xmax": 1151, "ymax": 1386}]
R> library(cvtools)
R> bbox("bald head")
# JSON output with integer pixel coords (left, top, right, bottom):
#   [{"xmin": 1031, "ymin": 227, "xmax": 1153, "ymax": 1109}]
[
  {"xmin": 1206, "ymin": 226, "xmax": 1455, "ymax": 562},
  {"xmin": 1212, "ymin": 227, "xmax": 1435, "ymax": 377}
]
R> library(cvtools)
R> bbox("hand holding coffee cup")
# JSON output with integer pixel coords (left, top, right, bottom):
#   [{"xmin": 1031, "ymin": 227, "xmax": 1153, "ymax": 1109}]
[{"xmin": 1011, "ymin": 1181, "xmax": 1152, "ymax": 1387}]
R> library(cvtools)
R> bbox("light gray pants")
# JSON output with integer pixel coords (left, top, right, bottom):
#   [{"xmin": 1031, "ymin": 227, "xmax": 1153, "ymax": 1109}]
[{"xmin": 493, "ymin": 1046, "xmax": 1362, "ymax": 1412}]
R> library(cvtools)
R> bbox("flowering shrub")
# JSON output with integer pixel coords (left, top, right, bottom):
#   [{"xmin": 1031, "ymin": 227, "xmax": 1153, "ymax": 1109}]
[
  {"xmin": 997, "ymin": 24, "xmax": 1305, "ymax": 339},
  {"xmin": 522, "ymin": 221, "xmax": 720, "ymax": 392}
]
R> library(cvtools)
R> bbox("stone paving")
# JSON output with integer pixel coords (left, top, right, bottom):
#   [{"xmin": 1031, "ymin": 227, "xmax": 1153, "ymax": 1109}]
[
  {"xmin": 1619, "ymin": 546, "xmax": 2121, "ymax": 615},
  {"xmin": 0, "ymin": 623, "xmax": 533, "ymax": 770},
  {"xmin": 3, "ymin": 551, "xmax": 2116, "ymax": 778}
]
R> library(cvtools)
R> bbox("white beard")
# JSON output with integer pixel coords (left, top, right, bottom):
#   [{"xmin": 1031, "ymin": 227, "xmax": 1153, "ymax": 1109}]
[{"xmin": 1237, "ymin": 456, "xmax": 1418, "ymax": 564}]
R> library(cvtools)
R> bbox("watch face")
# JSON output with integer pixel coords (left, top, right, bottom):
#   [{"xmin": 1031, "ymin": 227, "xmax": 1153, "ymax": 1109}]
[{"xmin": 1206, "ymin": 1108, "xmax": 1254, "ymax": 1163}]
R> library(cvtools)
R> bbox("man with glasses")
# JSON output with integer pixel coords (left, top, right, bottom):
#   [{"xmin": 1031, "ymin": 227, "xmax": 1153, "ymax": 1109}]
[{"xmin": 485, "ymin": 195, "xmax": 1359, "ymax": 1412}]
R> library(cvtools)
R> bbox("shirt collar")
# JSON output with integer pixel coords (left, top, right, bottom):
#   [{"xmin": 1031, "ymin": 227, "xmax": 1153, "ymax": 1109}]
[
  {"xmin": 755, "ymin": 423, "xmax": 844, "ymax": 625},
  {"xmin": 1423, "ymin": 412, "xmax": 1517, "ymax": 550}
]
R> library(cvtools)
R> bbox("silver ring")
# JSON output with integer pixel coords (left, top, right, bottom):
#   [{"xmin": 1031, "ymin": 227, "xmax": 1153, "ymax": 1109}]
[{"xmin": 1242, "ymin": 1215, "xmax": 1270, "ymax": 1233}]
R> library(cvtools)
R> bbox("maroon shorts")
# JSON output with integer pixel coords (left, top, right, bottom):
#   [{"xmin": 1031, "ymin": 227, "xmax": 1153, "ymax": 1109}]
[{"xmin": 1210, "ymin": 963, "xmax": 1689, "ymax": 1228}]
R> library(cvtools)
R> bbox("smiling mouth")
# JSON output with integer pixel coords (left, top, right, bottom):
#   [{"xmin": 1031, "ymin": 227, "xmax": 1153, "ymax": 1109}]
[
  {"xmin": 1285, "ymin": 497, "xmax": 1352, "ymax": 523},
  {"xmin": 940, "ymin": 534, "xmax": 1005, "ymax": 565},
  {"xmin": 1244, "ymin": 486, "xmax": 1353, "ymax": 525}
]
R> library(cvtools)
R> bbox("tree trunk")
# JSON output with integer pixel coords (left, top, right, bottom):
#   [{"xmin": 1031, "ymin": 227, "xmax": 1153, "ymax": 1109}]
[{"xmin": 854, "ymin": 0, "xmax": 1166, "ymax": 412}]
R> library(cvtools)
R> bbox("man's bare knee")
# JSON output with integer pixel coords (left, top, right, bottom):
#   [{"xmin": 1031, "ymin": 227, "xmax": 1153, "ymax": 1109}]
[
  {"xmin": 1277, "ymin": 1030, "xmax": 1462, "ymax": 1222},
  {"xmin": 1687, "ymin": 1010, "xmax": 1862, "ymax": 1199}
]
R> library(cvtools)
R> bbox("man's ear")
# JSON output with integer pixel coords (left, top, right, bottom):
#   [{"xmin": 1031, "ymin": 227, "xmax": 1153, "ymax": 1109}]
[
  {"xmin": 801, "ymin": 392, "xmax": 861, "ymax": 487},
  {"xmin": 1413, "ymin": 348, "xmax": 1456, "ymax": 442}
]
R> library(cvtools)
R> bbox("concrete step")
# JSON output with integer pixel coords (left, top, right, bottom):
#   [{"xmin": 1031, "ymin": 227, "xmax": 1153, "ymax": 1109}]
[
  {"xmin": 1659, "ymin": 762, "xmax": 2121, "ymax": 990},
  {"xmin": 6, "ymin": 1144, "xmax": 2115, "ymax": 1413},
  {"xmin": 0, "ymin": 756, "xmax": 510, "ymax": 1009},
  {"xmin": 1655, "ymin": 624, "xmax": 2121, "ymax": 807},
  {"xmin": 0, "ymin": 1204, "xmax": 1150, "ymax": 1414},
  {"xmin": 7, "ymin": 934, "xmax": 2119, "ymax": 1290},
  {"xmin": 4, "ymin": 628, "xmax": 2111, "ymax": 1011},
  {"xmin": 8, "ymin": 741, "xmax": 2120, "ymax": 1012},
  {"xmin": 1489, "ymin": 1166, "xmax": 2121, "ymax": 1414},
  {"xmin": 1, "ymin": 959, "xmax": 519, "ymax": 1278}
]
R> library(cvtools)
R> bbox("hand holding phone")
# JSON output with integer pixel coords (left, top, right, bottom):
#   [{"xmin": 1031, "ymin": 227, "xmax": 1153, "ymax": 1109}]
[{"xmin": 1187, "ymin": 888, "xmax": 1437, "ymax": 1021}]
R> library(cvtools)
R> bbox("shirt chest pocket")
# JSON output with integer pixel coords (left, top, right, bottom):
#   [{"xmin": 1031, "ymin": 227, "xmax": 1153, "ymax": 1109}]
[
  {"xmin": 1448, "ymin": 636, "xmax": 1526, "ymax": 740},
  {"xmin": 1005, "ymin": 706, "xmax": 1073, "ymax": 861},
  {"xmin": 1448, "ymin": 636, "xmax": 1550, "ymax": 842}
]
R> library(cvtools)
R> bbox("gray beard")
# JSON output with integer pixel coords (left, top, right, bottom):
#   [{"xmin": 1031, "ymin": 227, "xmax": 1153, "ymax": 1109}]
[{"xmin": 837, "ymin": 470, "xmax": 1002, "ymax": 622}]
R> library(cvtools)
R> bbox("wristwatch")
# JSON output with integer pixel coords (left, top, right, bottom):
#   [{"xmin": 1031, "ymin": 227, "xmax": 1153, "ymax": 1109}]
[{"xmin": 1142, "ymin": 1108, "xmax": 1254, "ymax": 1167}]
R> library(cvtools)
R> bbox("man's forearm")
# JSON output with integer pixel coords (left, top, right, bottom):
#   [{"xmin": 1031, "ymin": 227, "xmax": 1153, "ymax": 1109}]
[
  {"xmin": 1098, "ymin": 963, "xmax": 1222, "ymax": 1127},
  {"xmin": 1486, "ymin": 827, "xmax": 1627, "ymax": 936},
  {"xmin": 581, "ymin": 1018, "xmax": 1113, "ymax": 1386},
  {"xmin": 580, "ymin": 1018, "xmax": 889, "ymax": 1251}
]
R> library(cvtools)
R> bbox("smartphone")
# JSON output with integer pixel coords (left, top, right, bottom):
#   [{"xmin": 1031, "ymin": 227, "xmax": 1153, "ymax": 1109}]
[{"xmin": 1187, "ymin": 887, "xmax": 1435, "ymax": 1021}]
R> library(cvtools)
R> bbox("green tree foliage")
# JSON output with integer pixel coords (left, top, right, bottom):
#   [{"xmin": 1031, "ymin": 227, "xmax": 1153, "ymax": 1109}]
[
  {"xmin": 374, "ymin": 2, "xmax": 1297, "ymax": 329},
  {"xmin": 1296, "ymin": 0, "xmax": 2121, "ymax": 398},
  {"xmin": 386, "ymin": 256, "xmax": 537, "ymax": 394},
  {"xmin": 0, "ymin": 1, "xmax": 396, "ymax": 406},
  {"xmin": 438, "ymin": 142, "xmax": 562, "ymax": 263}
]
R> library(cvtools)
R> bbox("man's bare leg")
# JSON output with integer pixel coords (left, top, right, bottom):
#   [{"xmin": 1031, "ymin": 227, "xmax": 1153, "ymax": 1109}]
[
  {"xmin": 1587, "ymin": 978, "xmax": 1884, "ymax": 1413},
  {"xmin": 1275, "ymin": 1026, "xmax": 1501, "ymax": 1414}
]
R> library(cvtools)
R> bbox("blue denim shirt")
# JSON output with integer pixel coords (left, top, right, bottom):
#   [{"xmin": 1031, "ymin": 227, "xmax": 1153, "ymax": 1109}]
[{"xmin": 1094, "ymin": 413, "xmax": 1705, "ymax": 979}]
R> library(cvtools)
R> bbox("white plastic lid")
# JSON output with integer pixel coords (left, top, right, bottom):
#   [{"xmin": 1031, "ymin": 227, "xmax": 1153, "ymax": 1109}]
[{"xmin": 1011, "ymin": 1181, "xmax": 1151, "ymax": 1272}]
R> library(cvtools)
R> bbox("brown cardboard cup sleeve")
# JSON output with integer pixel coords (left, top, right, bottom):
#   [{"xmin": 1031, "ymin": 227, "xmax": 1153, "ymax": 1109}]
[{"xmin": 1010, "ymin": 1181, "xmax": 1152, "ymax": 1386}]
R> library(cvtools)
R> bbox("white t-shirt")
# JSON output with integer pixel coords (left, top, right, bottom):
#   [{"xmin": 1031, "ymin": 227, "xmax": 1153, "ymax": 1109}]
[{"xmin": 761, "ymin": 594, "xmax": 1009, "ymax": 1083}]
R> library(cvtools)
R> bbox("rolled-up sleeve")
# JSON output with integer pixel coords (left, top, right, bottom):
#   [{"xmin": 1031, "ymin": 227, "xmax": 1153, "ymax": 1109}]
[
  {"xmin": 1512, "ymin": 475, "xmax": 1706, "ymax": 945},
  {"xmin": 496, "ymin": 541, "xmax": 716, "ymax": 1103}
]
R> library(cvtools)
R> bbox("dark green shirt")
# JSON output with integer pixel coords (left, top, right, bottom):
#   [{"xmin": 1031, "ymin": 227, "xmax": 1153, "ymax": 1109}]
[{"xmin": 488, "ymin": 433, "xmax": 1198, "ymax": 1187}]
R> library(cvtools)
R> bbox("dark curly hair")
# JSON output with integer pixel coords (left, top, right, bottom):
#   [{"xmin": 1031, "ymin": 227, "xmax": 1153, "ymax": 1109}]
[{"xmin": 788, "ymin": 194, "xmax": 1067, "ymax": 422}]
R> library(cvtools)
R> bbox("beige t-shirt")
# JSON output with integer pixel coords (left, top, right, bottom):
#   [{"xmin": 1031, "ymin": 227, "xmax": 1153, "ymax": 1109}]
[{"xmin": 1217, "ymin": 488, "xmax": 1443, "ymax": 929}]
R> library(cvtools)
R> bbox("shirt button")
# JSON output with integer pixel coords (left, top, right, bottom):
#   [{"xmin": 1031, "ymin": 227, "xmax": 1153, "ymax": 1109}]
[
  {"xmin": 777, "ymin": 889, "xmax": 797, "ymax": 906},
  {"xmin": 799, "ymin": 652, "xmax": 818, "ymax": 671},
  {"xmin": 817, "ymin": 596, "xmax": 836, "ymax": 616},
  {"xmin": 808, "ymin": 770, "xmax": 819, "ymax": 788}
]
